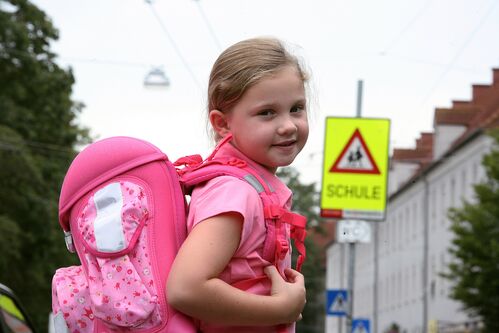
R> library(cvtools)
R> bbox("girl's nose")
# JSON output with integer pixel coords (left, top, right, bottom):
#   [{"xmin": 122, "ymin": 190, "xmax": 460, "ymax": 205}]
[{"xmin": 277, "ymin": 116, "xmax": 298, "ymax": 136}]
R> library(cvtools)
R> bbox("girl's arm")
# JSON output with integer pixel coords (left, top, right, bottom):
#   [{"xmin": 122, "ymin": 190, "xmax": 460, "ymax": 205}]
[{"xmin": 167, "ymin": 212, "xmax": 306, "ymax": 326}]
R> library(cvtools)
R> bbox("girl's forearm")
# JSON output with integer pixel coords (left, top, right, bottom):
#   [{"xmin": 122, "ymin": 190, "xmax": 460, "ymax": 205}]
[{"xmin": 168, "ymin": 277, "xmax": 291, "ymax": 326}]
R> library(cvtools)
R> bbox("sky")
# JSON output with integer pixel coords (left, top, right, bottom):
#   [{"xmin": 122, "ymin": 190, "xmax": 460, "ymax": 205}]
[{"xmin": 29, "ymin": 0, "xmax": 499, "ymax": 184}]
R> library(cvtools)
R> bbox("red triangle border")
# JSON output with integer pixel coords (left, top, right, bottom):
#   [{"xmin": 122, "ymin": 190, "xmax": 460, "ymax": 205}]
[{"xmin": 329, "ymin": 128, "xmax": 381, "ymax": 174}]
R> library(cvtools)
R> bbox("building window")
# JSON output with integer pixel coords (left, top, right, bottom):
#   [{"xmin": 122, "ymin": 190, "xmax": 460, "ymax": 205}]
[
  {"xmin": 473, "ymin": 161, "xmax": 479, "ymax": 183},
  {"xmin": 392, "ymin": 273, "xmax": 396, "ymax": 308},
  {"xmin": 412, "ymin": 201, "xmax": 418, "ymax": 239},
  {"xmin": 431, "ymin": 254, "xmax": 436, "ymax": 281},
  {"xmin": 441, "ymin": 180, "xmax": 447, "ymax": 216},
  {"xmin": 431, "ymin": 188, "xmax": 436, "ymax": 231},
  {"xmin": 405, "ymin": 268, "xmax": 409, "ymax": 304},
  {"xmin": 385, "ymin": 219, "xmax": 389, "ymax": 254},
  {"xmin": 451, "ymin": 177, "xmax": 455, "ymax": 205},
  {"xmin": 440, "ymin": 252, "xmax": 446, "ymax": 296},
  {"xmin": 461, "ymin": 168, "xmax": 467, "ymax": 201},
  {"xmin": 384, "ymin": 218, "xmax": 388, "ymax": 254},
  {"xmin": 392, "ymin": 216, "xmax": 397, "ymax": 252},
  {"xmin": 386, "ymin": 276, "xmax": 390, "ymax": 310},
  {"xmin": 406, "ymin": 206, "xmax": 411, "ymax": 243},
  {"xmin": 431, "ymin": 188, "xmax": 436, "ymax": 218},
  {"xmin": 412, "ymin": 264, "xmax": 417, "ymax": 298},
  {"xmin": 397, "ymin": 271, "xmax": 402, "ymax": 307},
  {"xmin": 380, "ymin": 280, "xmax": 384, "ymax": 306},
  {"xmin": 399, "ymin": 212, "xmax": 403, "ymax": 250}
]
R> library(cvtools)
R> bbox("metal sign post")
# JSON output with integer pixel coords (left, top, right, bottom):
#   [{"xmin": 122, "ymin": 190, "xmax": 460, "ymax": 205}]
[
  {"xmin": 348, "ymin": 80, "xmax": 363, "ymax": 333},
  {"xmin": 347, "ymin": 241, "xmax": 355, "ymax": 333},
  {"xmin": 321, "ymin": 81, "xmax": 390, "ymax": 333}
]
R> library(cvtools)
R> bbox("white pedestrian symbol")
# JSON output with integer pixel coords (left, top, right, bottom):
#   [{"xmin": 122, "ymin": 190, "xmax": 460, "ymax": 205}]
[
  {"xmin": 329, "ymin": 293, "xmax": 346, "ymax": 313},
  {"xmin": 353, "ymin": 321, "xmax": 367, "ymax": 333}
]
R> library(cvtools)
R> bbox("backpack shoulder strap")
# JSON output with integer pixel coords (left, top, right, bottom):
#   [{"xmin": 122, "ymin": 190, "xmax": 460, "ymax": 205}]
[
  {"xmin": 179, "ymin": 158, "xmax": 307, "ymax": 272},
  {"xmin": 174, "ymin": 136, "xmax": 307, "ymax": 272}
]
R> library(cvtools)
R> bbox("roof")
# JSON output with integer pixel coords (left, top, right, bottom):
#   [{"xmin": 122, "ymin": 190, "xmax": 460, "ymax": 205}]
[{"xmin": 390, "ymin": 68, "xmax": 499, "ymax": 199}]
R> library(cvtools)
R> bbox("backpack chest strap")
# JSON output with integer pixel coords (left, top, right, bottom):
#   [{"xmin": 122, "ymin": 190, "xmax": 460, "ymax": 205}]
[
  {"xmin": 263, "ymin": 204, "xmax": 307, "ymax": 272},
  {"xmin": 264, "ymin": 205, "xmax": 306, "ymax": 229}
]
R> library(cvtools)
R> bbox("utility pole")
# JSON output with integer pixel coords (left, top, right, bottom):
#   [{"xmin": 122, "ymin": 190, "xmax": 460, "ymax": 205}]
[
  {"xmin": 374, "ymin": 223, "xmax": 379, "ymax": 333},
  {"xmin": 340, "ymin": 243, "xmax": 345, "ymax": 333},
  {"xmin": 346, "ymin": 80, "xmax": 364, "ymax": 333}
]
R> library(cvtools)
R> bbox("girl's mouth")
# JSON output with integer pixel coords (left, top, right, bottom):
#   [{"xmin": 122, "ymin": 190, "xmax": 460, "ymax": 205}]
[{"xmin": 273, "ymin": 140, "xmax": 296, "ymax": 147}]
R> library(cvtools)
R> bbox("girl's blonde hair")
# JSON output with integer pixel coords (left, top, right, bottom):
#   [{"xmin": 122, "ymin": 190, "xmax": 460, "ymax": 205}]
[{"xmin": 207, "ymin": 37, "xmax": 309, "ymax": 141}]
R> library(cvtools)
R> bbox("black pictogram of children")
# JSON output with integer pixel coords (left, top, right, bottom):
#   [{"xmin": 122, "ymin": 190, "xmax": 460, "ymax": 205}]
[{"xmin": 347, "ymin": 145, "xmax": 363, "ymax": 167}]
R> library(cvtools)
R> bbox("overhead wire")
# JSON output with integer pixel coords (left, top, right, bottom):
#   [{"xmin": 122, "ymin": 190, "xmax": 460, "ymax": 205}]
[
  {"xmin": 59, "ymin": 57, "xmax": 150, "ymax": 68},
  {"xmin": 193, "ymin": 0, "xmax": 222, "ymax": 51},
  {"xmin": 145, "ymin": 0, "xmax": 202, "ymax": 90},
  {"xmin": 416, "ymin": 0, "xmax": 499, "ymax": 110},
  {"xmin": 1, "ymin": 46, "xmax": 155, "ymax": 71},
  {"xmin": 312, "ymin": 51, "xmax": 490, "ymax": 74},
  {"xmin": 380, "ymin": 0, "xmax": 434, "ymax": 55},
  {"xmin": 379, "ymin": 53, "xmax": 487, "ymax": 73},
  {"xmin": 0, "ymin": 138, "xmax": 75, "ymax": 155}
]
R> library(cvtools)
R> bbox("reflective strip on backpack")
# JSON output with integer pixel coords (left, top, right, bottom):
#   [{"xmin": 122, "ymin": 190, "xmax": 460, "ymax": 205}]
[
  {"xmin": 243, "ymin": 174, "xmax": 275, "ymax": 193},
  {"xmin": 93, "ymin": 182, "xmax": 126, "ymax": 252},
  {"xmin": 243, "ymin": 175, "xmax": 265, "ymax": 193}
]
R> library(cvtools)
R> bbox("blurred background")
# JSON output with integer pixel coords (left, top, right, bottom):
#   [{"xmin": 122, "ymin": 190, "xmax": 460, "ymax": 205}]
[
  {"xmin": 19, "ymin": 0, "xmax": 499, "ymax": 182},
  {"xmin": 1, "ymin": 0, "xmax": 498, "ymax": 332}
]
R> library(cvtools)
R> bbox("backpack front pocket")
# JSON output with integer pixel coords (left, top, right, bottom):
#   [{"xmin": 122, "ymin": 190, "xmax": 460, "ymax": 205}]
[
  {"xmin": 52, "ymin": 265, "xmax": 92, "ymax": 333},
  {"xmin": 73, "ymin": 180, "xmax": 161, "ymax": 328}
]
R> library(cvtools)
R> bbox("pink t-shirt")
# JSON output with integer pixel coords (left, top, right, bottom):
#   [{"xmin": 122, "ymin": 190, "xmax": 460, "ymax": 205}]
[{"xmin": 187, "ymin": 143, "xmax": 295, "ymax": 333}]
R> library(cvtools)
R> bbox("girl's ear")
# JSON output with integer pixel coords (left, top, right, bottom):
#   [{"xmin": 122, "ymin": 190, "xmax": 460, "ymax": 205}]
[{"xmin": 209, "ymin": 110, "xmax": 231, "ymax": 138}]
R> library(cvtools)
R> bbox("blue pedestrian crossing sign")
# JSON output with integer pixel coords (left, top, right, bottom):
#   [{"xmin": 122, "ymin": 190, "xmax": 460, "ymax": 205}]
[
  {"xmin": 352, "ymin": 318, "xmax": 370, "ymax": 333},
  {"xmin": 326, "ymin": 289, "xmax": 348, "ymax": 316}
]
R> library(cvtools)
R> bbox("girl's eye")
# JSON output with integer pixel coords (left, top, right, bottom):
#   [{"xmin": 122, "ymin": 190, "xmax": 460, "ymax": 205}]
[
  {"xmin": 290, "ymin": 105, "xmax": 304, "ymax": 113},
  {"xmin": 258, "ymin": 110, "xmax": 274, "ymax": 116}
]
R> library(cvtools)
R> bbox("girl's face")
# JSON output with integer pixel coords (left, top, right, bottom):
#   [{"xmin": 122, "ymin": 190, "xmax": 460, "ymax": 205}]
[{"xmin": 223, "ymin": 65, "xmax": 309, "ymax": 173}]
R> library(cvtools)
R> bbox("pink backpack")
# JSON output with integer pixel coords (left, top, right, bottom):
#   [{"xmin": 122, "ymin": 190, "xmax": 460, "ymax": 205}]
[{"xmin": 51, "ymin": 135, "xmax": 306, "ymax": 333}]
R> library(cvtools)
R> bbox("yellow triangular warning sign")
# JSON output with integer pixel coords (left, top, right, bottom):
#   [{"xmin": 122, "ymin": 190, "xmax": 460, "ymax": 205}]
[{"xmin": 330, "ymin": 128, "xmax": 380, "ymax": 174}]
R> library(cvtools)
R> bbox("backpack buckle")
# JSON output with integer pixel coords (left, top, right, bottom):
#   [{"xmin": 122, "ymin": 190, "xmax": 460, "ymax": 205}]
[
  {"xmin": 276, "ymin": 239, "xmax": 289, "ymax": 260},
  {"xmin": 264, "ymin": 205, "xmax": 283, "ymax": 219},
  {"xmin": 227, "ymin": 158, "xmax": 247, "ymax": 168},
  {"xmin": 64, "ymin": 231, "xmax": 75, "ymax": 253},
  {"xmin": 174, "ymin": 155, "xmax": 203, "ymax": 175}
]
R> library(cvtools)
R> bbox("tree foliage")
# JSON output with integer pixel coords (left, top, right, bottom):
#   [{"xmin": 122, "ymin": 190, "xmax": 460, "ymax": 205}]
[
  {"xmin": 0, "ymin": 0, "xmax": 88, "ymax": 329},
  {"xmin": 445, "ymin": 129, "xmax": 499, "ymax": 333},
  {"xmin": 277, "ymin": 167, "xmax": 325, "ymax": 333}
]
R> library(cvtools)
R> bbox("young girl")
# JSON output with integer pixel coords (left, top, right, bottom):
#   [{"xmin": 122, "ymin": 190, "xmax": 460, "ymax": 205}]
[{"xmin": 167, "ymin": 37, "xmax": 309, "ymax": 332}]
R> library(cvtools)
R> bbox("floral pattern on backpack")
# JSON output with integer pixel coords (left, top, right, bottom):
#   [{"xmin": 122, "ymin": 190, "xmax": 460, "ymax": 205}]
[{"xmin": 52, "ymin": 180, "xmax": 162, "ymax": 332}]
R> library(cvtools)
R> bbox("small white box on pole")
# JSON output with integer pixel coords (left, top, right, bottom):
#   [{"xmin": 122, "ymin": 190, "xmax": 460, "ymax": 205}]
[{"xmin": 337, "ymin": 220, "xmax": 371, "ymax": 243}]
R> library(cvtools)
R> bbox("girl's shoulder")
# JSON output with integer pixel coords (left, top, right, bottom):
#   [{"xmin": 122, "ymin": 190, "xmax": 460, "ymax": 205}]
[
  {"xmin": 188, "ymin": 175, "xmax": 265, "ymax": 231},
  {"xmin": 193, "ymin": 175, "xmax": 258, "ymax": 196},
  {"xmin": 191, "ymin": 175, "xmax": 263, "ymax": 211}
]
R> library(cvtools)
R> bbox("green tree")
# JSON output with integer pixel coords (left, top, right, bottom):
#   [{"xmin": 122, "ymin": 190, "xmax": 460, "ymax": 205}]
[
  {"xmin": 277, "ymin": 167, "xmax": 325, "ymax": 333},
  {"xmin": 0, "ymin": 0, "xmax": 88, "ymax": 329},
  {"xmin": 445, "ymin": 129, "xmax": 499, "ymax": 333},
  {"xmin": 384, "ymin": 322, "xmax": 400, "ymax": 333}
]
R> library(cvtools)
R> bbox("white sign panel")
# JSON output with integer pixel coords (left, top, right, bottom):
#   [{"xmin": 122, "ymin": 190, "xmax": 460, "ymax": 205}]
[{"xmin": 337, "ymin": 220, "xmax": 371, "ymax": 243}]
